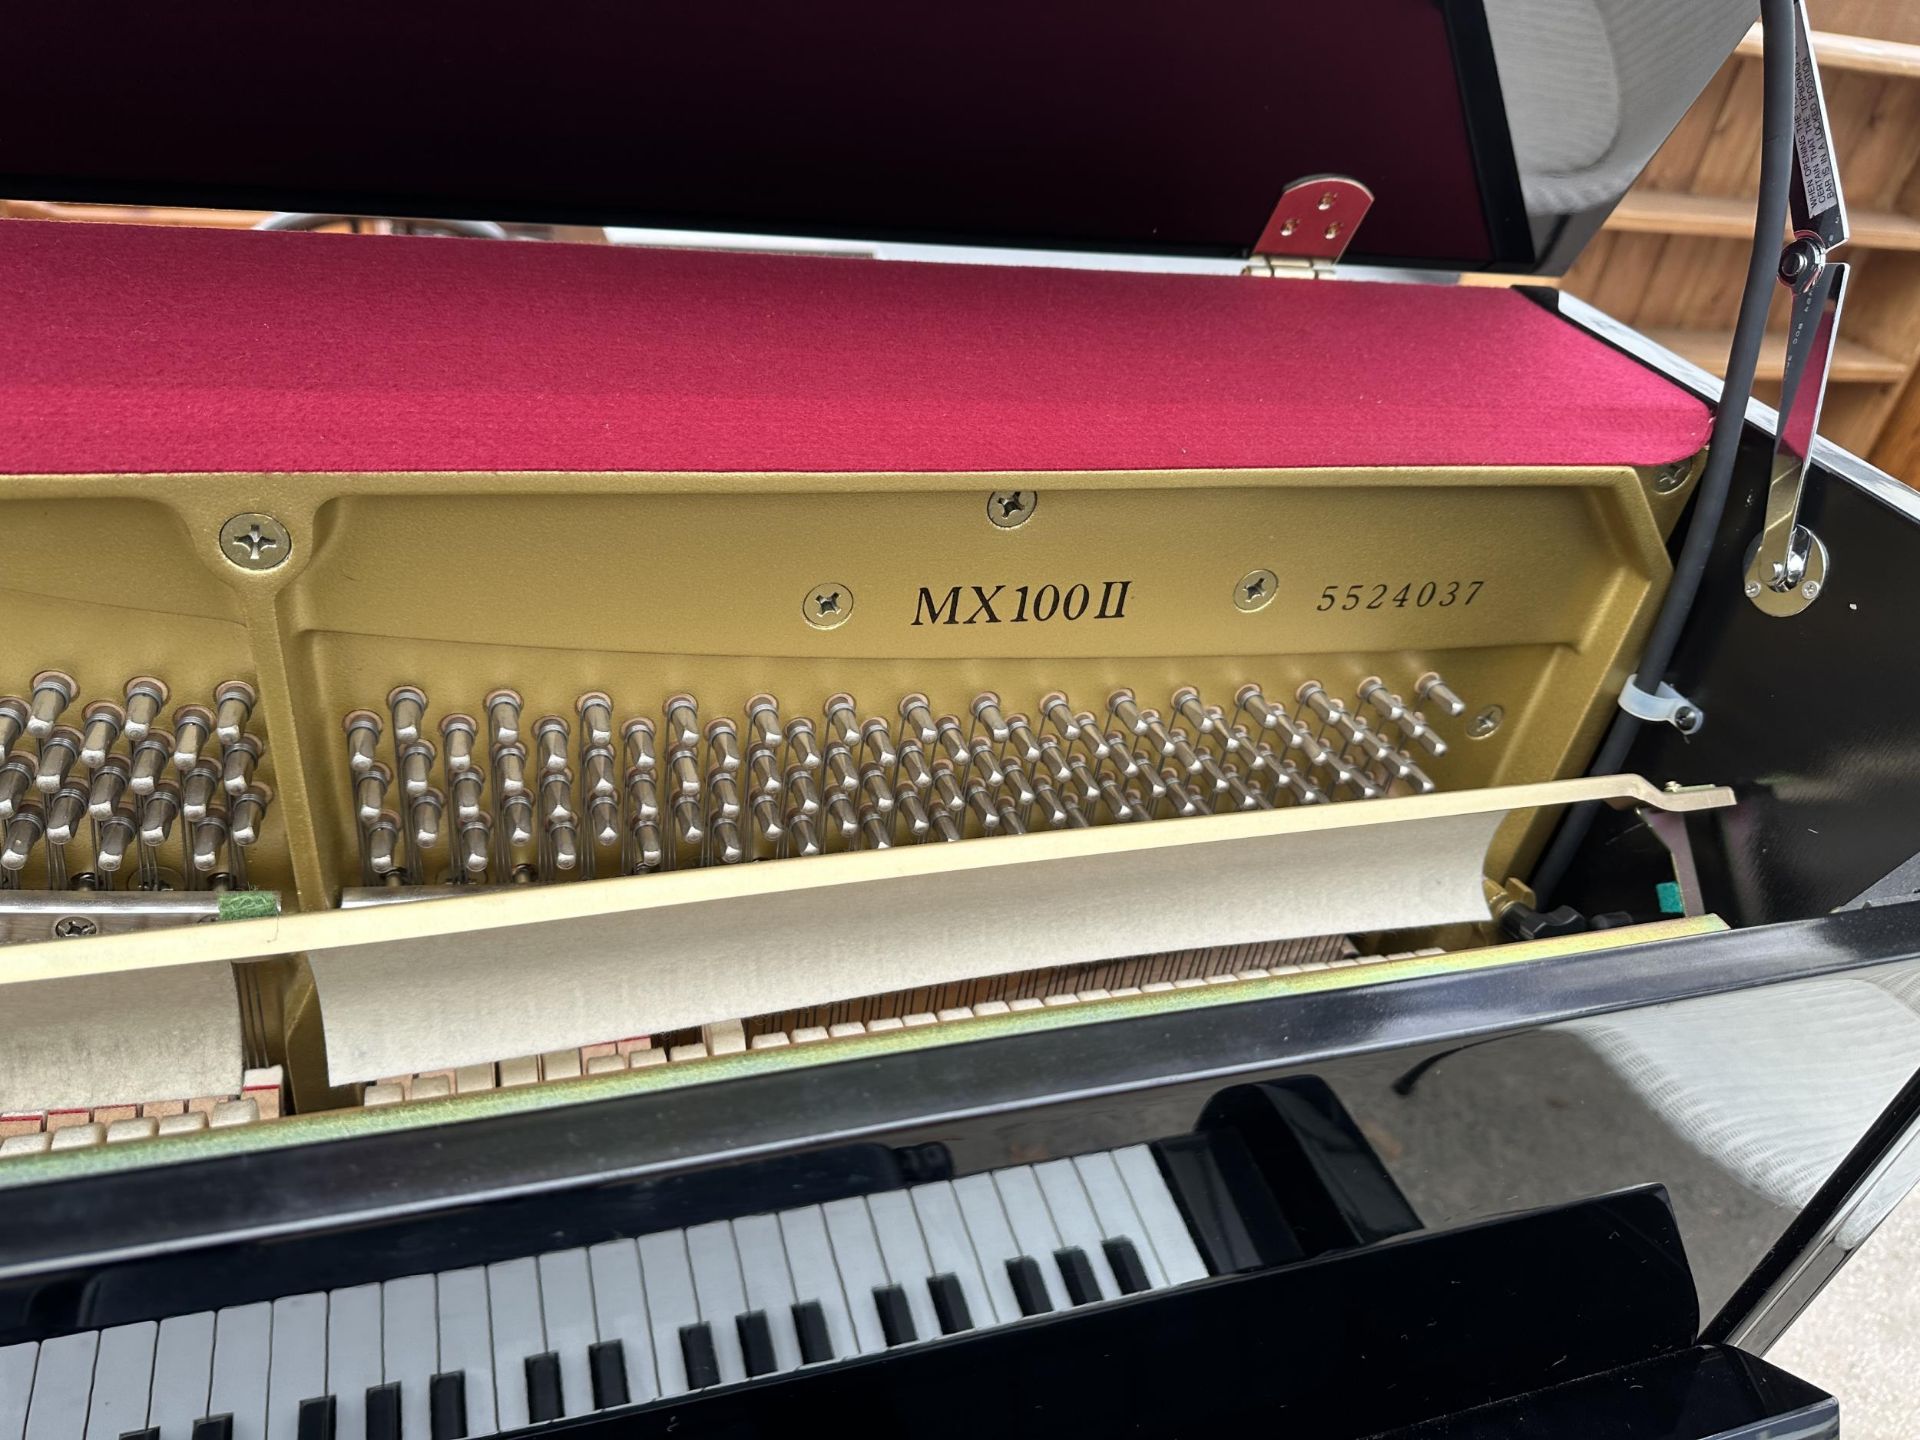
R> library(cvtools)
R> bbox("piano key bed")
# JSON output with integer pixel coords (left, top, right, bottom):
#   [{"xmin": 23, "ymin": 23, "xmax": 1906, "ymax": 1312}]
[{"xmin": 0, "ymin": 1147, "xmax": 1206, "ymax": 1440}]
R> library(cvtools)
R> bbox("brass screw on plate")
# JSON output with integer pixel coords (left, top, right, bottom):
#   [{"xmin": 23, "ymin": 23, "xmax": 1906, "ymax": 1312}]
[
  {"xmin": 987, "ymin": 490, "xmax": 1037, "ymax": 529},
  {"xmin": 219, "ymin": 513, "xmax": 293, "ymax": 571},
  {"xmin": 51, "ymin": 915, "xmax": 98, "ymax": 939},
  {"xmin": 1233, "ymin": 568, "xmax": 1279, "ymax": 613},
  {"xmin": 1467, "ymin": 705, "xmax": 1504, "ymax": 739},
  {"xmin": 802, "ymin": 581, "xmax": 855, "ymax": 630},
  {"xmin": 1652, "ymin": 458, "xmax": 1695, "ymax": 495}
]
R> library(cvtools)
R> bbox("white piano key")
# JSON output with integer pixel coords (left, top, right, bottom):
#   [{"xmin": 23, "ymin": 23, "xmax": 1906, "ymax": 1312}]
[
  {"xmin": 863, "ymin": 1193, "xmax": 940, "ymax": 1343},
  {"xmin": 819, "ymin": 1198, "xmax": 889, "ymax": 1356},
  {"xmin": 264, "ymin": 1297, "xmax": 324, "ymax": 1440},
  {"xmin": 949, "ymin": 1175, "xmax": 1023, "ymax": 1324},
  {"xmin": 1112, "ymin": 1144, "xmax": 1210, "ymax": 1284},
  {"xmin": 483, "ymin": 1258, "xmax": 544, "ymax": 1433},
  {"xmin": 208, "ymin": 1303, "xmax": 272, "ymax": 1440},
  {"xmin": 0, "ymin": 1343, "xmax": 36, "ymax": 1440},
  {"xmin": 635, "ymin": 1232, "xmax": 697, "ymax": 1398},
  {"xmin": 1071, "ymin": 1151, "xmax": 1169, "ymax": 1288},
  {"xmin": 148, "ymin": 1312, "xmax": 215, "ymax": 1440},
  {"xmin": 434, "ymin": 1268, "xmax": 497, "ymax": 1438},
  {"xmin": 728, "ymin": 1216, "xmax": 799, "ymax": 1374},
  {"xmin": 683, "ymin": 1223, "xmax": 747, "ymax": 1385},
  {"xmin": 774, "ymin": 1208, "xmax": 856, "ymax": 1366},
  {"xmin": 325, "ymin": 1285, "xmax": 381, "ymax": 1440},
  {"xmin": 586, "ymin": 1242, "xmax": 657, "ymax": 1405},
  {"xmin": 85, "ymin": 1323, "xmax": 156, "ymax": 1440},
  {"xmin": 907, "ymin": 1182, "xmax": 994, "ymax": 1332},
  {"xmin": 534, "ymin": 1251, "xmax": 597, "ymax": 1418},
  {"xmin": 23, "ymin": 1331, "xmax": 93, "ymax": 1440},
  {"xmin": 1032, "ymin": 1160, "xmax": 1122, "ymax": 1300},
  {"xmin": 380, "ymin": 1275, "xmax": 436, "ymax": 1440},
  {"xmin": 989, "ymin": 1168, "xmax": 1071, "ymax": 1311}
]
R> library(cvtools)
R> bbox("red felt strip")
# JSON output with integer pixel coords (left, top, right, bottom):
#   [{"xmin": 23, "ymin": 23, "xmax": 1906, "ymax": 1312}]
[{"xmin": 0, "ymin": 222, "xmax": 1708, "ymax": 476}]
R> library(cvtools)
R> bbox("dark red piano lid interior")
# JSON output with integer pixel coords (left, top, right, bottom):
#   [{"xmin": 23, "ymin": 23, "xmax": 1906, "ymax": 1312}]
[{"xmin": 1, "ymin": 0, "xmax": 1529, "ymax": 268}]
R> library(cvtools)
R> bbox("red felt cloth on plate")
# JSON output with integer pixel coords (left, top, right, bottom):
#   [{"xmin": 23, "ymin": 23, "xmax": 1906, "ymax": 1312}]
[{"xmin": 0, "ymin": 221, "xmax": 1708, "ymax": 475}]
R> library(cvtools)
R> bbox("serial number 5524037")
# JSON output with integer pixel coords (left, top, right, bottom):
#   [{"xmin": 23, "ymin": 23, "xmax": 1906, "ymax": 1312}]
[{"xmin": 1315, "ymin": 580, "xmax": 1485, "ymax": 612}]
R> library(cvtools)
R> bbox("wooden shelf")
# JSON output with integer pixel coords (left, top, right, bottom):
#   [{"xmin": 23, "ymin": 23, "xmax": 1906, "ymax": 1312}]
[
  {"xmin": 1735, "ymin": 23, "xmax": 1920, "ymax": 78},
  {"xmin": 1604, "ymin": 189, "xmax": 1920, "ymax": 250},
  {"xmin": 1642, "ymin": 326, "xmax": 1908, "ymax": 384}
]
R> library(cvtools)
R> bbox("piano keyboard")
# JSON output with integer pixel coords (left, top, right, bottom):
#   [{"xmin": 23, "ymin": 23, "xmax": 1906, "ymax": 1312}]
[{"xmin": 0, "ymin": 1148, "xmax": 1208, "ymax": 1440}]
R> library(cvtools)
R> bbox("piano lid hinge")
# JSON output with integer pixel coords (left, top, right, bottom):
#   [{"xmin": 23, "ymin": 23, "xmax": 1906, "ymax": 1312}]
[{"xmin": 1243, "ymin": 175, "xmax": 1374, "ymax": 277}]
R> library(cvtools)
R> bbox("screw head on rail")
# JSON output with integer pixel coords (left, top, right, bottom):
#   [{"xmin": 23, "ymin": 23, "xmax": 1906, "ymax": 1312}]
[
  {"xmin": 802, "ymin": 582, "xmax": 855, "ymax": 631},
  {"xmin": 1234, "ymin": 569, "xmax": 1279, "ymax": 613},
  {"xmin": 987, "ymin": 490, "xmax": 1037, "ymax": 529},
  {"xmin": 219, "ymin": 513, "xmax": 293, "ymax": 572}
]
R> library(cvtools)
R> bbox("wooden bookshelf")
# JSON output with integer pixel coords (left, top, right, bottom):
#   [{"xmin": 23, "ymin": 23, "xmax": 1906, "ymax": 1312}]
[{"xmin": 1564, "ymin": 0, "xmax": 1920, "ymax": 472}]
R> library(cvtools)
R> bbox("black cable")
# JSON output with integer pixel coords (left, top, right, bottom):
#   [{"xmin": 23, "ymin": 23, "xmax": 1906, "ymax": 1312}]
[{"xmin": 1531, "ymin": 0, "xmax": 1798, "ymax": 906}]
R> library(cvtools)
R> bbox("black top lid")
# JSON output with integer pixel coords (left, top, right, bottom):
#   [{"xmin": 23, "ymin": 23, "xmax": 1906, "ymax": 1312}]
[{"xmin": 0, "ymin": 0, "xmax": 1743, "ymax": 272}]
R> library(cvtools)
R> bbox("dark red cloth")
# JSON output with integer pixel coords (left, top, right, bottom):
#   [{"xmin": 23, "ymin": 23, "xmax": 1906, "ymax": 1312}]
[{"xmin": 0, "ymin": 222, "xmax": 1708, "ymax": 475}]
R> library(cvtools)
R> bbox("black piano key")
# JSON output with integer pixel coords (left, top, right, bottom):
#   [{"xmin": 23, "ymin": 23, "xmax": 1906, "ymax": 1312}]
[
  {"xmin": 735, "ymin": 1312, "xmax": 777, "ymax": 1378},
  {"xmin": 1006, "ymin": 1256, "xmax": 1054, "ymax": 1317},
  {"xmin": 927, "ymin": 1273, "xmax": 973, "ymax": 1335},
  {"xmin": 428, "ymin": 1373, "xmax": 467, "ymax": 1440},
  {"xmin": 192, "ymin": 1417, "xmax": 234, "ymax": 1440},
  {"xmin": 365, "ymin": 1383, "xmax": 402, "ymax": 1440},
  {"xmin": 873, "ymin": 1284, "xmax": 917, "ymax": 1347},
  {"xmin": 524, "ymin": 1353, "xmax": 564, "ymax": 1423},
  {"xmin": 1054, "ymin": 1246, "xmax": 1103, "ymax": 1306},
  {"xmin": 296, "ymin": 1397, "xmax": 338, "ymax": 1440},
  {"xmin": 1103, "ymin": 1237, "xmax": 1153, "ymax": 1296},
  {"xmin": 588, "ymin": 1341, "xmax": 630, "ymax": 1410},
  {"xmin": 792, "ymin": 1301, "xmax": 835, "ymax": 1365},
  {"xmin": 679, "ymin": 1323, "xmax": 722, "ymax": 1390},
  {"xmin": 121, "ymin": 1430, "xmax": 161, "ymax": 1440}
]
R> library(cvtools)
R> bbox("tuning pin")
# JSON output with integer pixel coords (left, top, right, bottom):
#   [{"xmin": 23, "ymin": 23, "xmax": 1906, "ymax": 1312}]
[
  {"xmin": 932, "ymin": 716, "xmax": 968, "ymax": 769},
  {"xmin": 575, "ymin": 691, "xmax": 614, "ymax": 748},
  {"xmin": 971, "ymin": 693, "xmax": 1011, "ymax": 744},
  {"xmin": 87, "ymin": 754, "xmax": 130, "ymax": 821},
  {"xmin": 381, "ymin": 685, "xmax": 426, "ymax": 747},
  {"xmin": 180, "ymin": 759, "xmax": 221, "ymax": 822},
  {"xmin": 898, "ymin": 693, "xmax": 939, "ymax": 747},
  {"xmin": 929, "ymin": 759, "xmax": 964, "ymax": 816},
  {"xmin": 784, "ymin": 717, "xmax": 822, "ymax": 770},
  {"xmin": 860, "ymin": 718, "xmax": 895, "ymax": 769},
  {"xmin": 622, "ymin": 717, "xmax": 657, "ymax": 773},
  {"xmin": 169, "ymin": 705, "xmax": 213, "ymax": 771},
  {"xmin": 219, "ymin": 734, "xmax": 263, "ymax": 795},
  {"xmin": 95, "ymin": 804, "xmax": 137, "ymax": 871},
  {"xmin": 1162, "ymin": 771, "xmax": 1203, "ymax": 817},
  {"xmin": 533, "ymin": 716, "xmax": 570, "ymax": 776},
  {"xmin": 128, "ymin": 735, "xmax": 171, "ymax": 797},
  {"xmin": 1031, "ymin": 773, "xmax": 1070, "ymax": 827},
  {"xmin": 446, "ymin": 769, "xmax": 484, "ymax": 826},
  {"xmin": 1222, "ymin": 771, "xmax": 1268, "ymax": 811},
  {"xmin": 707, "ymin": 718, "xmax": 742, "ymax": 774},
  {"xmin": 625, "ymin": 767, "xmax": 661, "ymax": 824},
  {"xmin": 897, "ymin": 739, "xmax": 932, "ymax": 790},
  {"xmin": 485, "ymin": 688, "xmax": 523, "ymax": 747},
  {"xmin": 33, "ymin": 726, "xmax": 80, "ymax": 794},
  {"xmin": 494, "ymin": 742, "xmax": 528, "ymax": 797},
  {"xmin": 439, "ymin": 714, "xmax": 478, "ymax": 774},
  {"xmin": 745, "ymin": 695, "xmax": 782, "ymax": 752},
  {"xmin": 784, "ymin": 811, "xmax": 822, "ymax": 857},
  {"xmin": 46, "ymin": 782, "xmax": 88, "ymax": 846},
  {"xmin": 192, "ymin": 810, "xmax": 231, "ymax": 874},
  {"xmin": 354, "ymin": 762, "xmax": 392, "ymax": 825},
  {"xmin": 398, "ymin": 739, "xmax": 436, "ymax": 797},
  {"xmin": 410, "ymin": 787, "xmax": 444, "ymax": 850},
  {"xmin": 967, "ymin": 737, "xmax": 1004, "ymax": 787},
  {"xmin": 745, "ymin": 745, "xmax": 781, "ymax": 799},
  {"xmin": 1073, "ymin": 714, "xmax": 1110, "ymax": 761},
  {"xmin": 0, "ymin": 697, "xmax": 26, "ymax": 759},
  {"xmin": 857, "ymin": 805, "xmax": 892, "ymax": 851},
  {"xmin": 343, "ymin": 709, "xmax": 383, "ymax": 775},
  {"xmin": 1400, "ymin": 763, "xmax": 1437, "ymax": 796},
  {"xmin": 366, "ymin": 810, "xmax": 401, "ymax": 875},
  {"xmin": 1002, "ymin": 759, "xmax": 1038, "ymax": 808},
  {"xmin": 1404, "ymin": 715, "xmax": 1447, "ymax": 758},
  {"xmin": 821, "ymin": 694, "xmax": 859, "ymax": 749},
  {"xmin": 664, "ymin": 694, "xmax": 701, "ymax": 750},
  {"xmin": 858, "ymin": 764, "xmax": 894, "ymax": 815},
  {"xmin": 1416, "ymin": 672, "xmax": 1467, "ymax": 718},
  {"xmin": 670, "ymin": 793, "xmax": 704, "ymax": 847},
  {"xmin": 895, "ymin": 787, "xmax": 931, "ymax": 839},
  {"xmin": 230, "ymin": 785, "xmax": 272, "ymax": 847},
  {"xmin": 709, "ymin": 769, "xmax": 743, "ymax": 822},
  {"xmin": 1170, "ymin": 687, "xmax": 1213, "ymax": 736},
  {"xmin": 548, "ymin": 814, "xmax": 584, "ymax": 871},
  {"xmin": 1102, "ymin": 731, "xmax": 1139, "ymax": 780},
  {"xmin": 1039, "ymin": 692, "xmax": 1080, "ymax": 742},
  {"xmin": 581, "ymin": 744, "xmax": 617, "ymax": 803},
  {"xmin": 204, "ymin": 679, "xmax": 257, "ymax": 747},
  {"xmin": 2, "ymin": 802, "xmax": 45, "ymax": 871},
  {"xmin": 963, "ymin": 782, "xmax": 1001, "ymax": 836},
  {"xmin": 1005, "ymin": 715, "xmax": 1042, "ymax": 765},
  {"xmin": 784, "ymin": 766, "xmax": 821, "ymax": 818},
  {"xmin": 457, "ymin": 813, "xmax": 492, "ymax": 875},
  {"xmin": 1106, "ymin": 689, "xmax": 1148, "ymax": 737},
  {"xmin": 120, "ymin": 677, "xmax": 168, "ymax": 744},
  {"xmin": 821, "ymin": 742, "xmax": 856, "ymax": 795},
  {"xmin": 26, "ymin": 671, "xmax": 76, "ymax": 740},
  {"xmin": 749, "ymin": 791, "xmax": 785, "ymax": 846},
  {"xmin": 75, "ymin": 700, "xmax": 125, "ymax": 769},
  {"xmin": 1276, "ymin": 762, "xmax": 1323, "ymax": 805},
  {"xmin": 139, "ymin": 782, "xmax": 181, "ymax": 847},
  {"xmin": 587, "ymin": 796, "xmax": 620, "ymax": 849},
  {"xmin": 667, "ymin": 744, "xmax": 700, "ymax": 800},
  {"xmin": 929, "ymin": 805, "xmax": 963, "ymax": 843},
  {"xmin": 629, "ymin": 816, "xmax": 665, "ymax": 872},
  {"xmin": 1296, "ymin": 681, "xmax": 1339, "ymax": 727},
  {"xmin": 1095, "ymin": 772, "xmax": 1133, "ymax": 823},
  {"xmin": 1037, "ymin": 735, "xmax": 1073, "ymax": 786},
  {"xmin": 502, "ymin": 793, "xmax": 535, "ymax": 846},
  {"xmin": 1355, "ymin": 677, "xmax": 1406, "ymax": 725},
  {"xmin": 705, "ymin": 816, "xmax": 742, "ymax": 865},
  {"xmin": 1148, "ymin": 712, "xmax": 1203, "ymax": 775}
]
